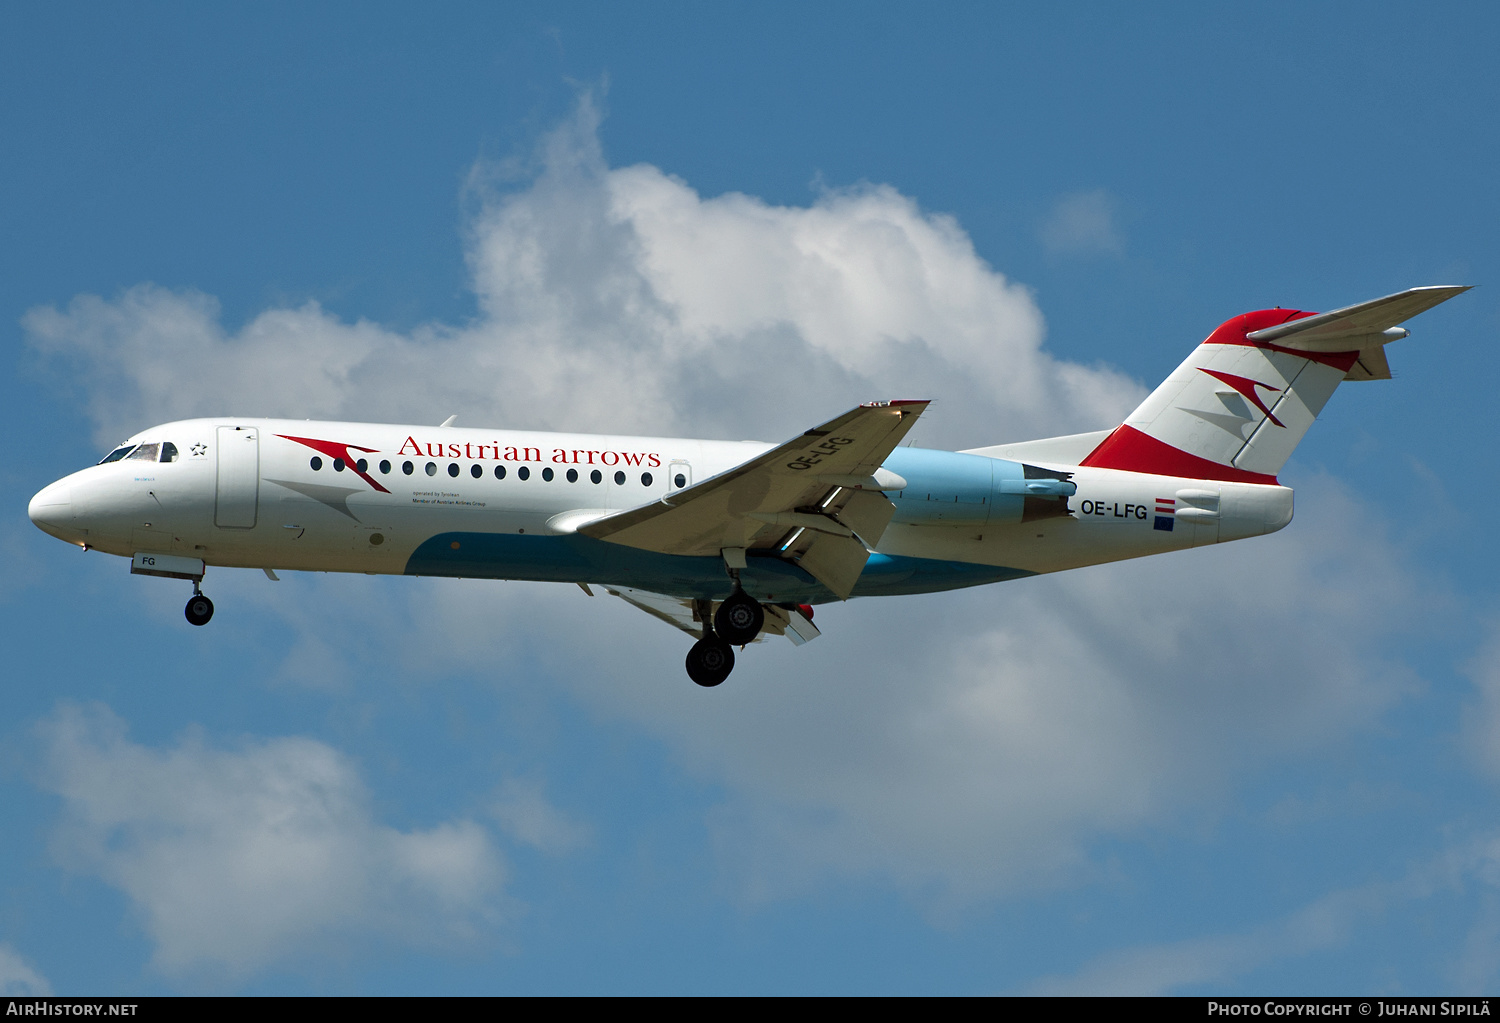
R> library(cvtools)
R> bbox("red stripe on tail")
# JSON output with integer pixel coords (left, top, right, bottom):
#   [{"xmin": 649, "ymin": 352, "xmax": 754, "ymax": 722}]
[
  {"xmin": 1080, "ymin": 425, "xmax": 1279, "ymax": 485},
  {"xmin": 1200, "ymin": 310, "xmax": 1361, "ymax": 371}
]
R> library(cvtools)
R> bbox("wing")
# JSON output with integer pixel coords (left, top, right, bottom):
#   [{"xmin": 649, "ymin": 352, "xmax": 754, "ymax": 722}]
[
  {"xmin": 579, "ymin": 401, "xmax": 929, "ymax": 599},
  {"xmin": 604, "ymin": 586, "xmax": 821, "ymax": 646}
]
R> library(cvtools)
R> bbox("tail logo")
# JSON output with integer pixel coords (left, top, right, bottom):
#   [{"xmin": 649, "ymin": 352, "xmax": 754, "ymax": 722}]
[{"xmin": 1198, "ymin": 369, "xmax": 1285, "ymax": 428}]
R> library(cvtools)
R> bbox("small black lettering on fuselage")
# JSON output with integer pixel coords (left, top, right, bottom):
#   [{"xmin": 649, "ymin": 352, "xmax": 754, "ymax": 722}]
[{"xmin": 1078, "ymin": 499, "xmax": 1149, "ymax": 520}]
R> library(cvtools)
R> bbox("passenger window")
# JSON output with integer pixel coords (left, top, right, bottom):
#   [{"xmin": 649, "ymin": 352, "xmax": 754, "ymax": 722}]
[
  {"xmin": 518, "ymin": 466, "xmax": 530, "ymax": 481},
  {"xmin": 614, "ymin": 471, "xmax": 626, "ymax": 485},
  {"xmin": 160, "ymin": 442, "xmax": 179, "ymax": 462},
  {"xmin": 566, "ymin": 468, "xmax": 578, "ymax": 483},
  {"xmin": 641, "ymin": 472, "xmax": 653, "ymax": 487},
  {"xmin": 380, "ymin": 460, "xmax": 391, "ymax": 474},
  {"xmin": 403, "ymin": 461, "xmax": 414, "ymax": 475},
  {"xmin": 98, "ymin": 444, "xmax": 136, "ymax": 464},
  {"xmin": 126, "ymin": 442, "xmax": 161, "ymax": 461},
  {"xmin": 674, "ymin": 473, "xmax": 687, "ymax": 488},
  {"xmin": 470, "ymin": 464, "xmax": 482, "ymax": 479},
  {"xmin": 356, "ymin": 458, "xmax": 368, "ymax": 473},
  {"xmin": 494, "ymin": 465, "xmax": 506, "ymax": 480},
  {"xmin": 591, "ymin": 469, "xmax": 602, "ymax": 484},
  {"xmin": 426, "ymin": 462, "xmax": 437, "ymax": 476},
  {"xmin": 542, "ymin": 467, "xmax": 554, "ymax": 482},
  {"xmin": 310, "ymin": 457, "xmax": 323, "ymax": 471},
  {"xmin": 447, "ymin": 463, "xmax": 460, "ymax": 477},
  {"xmin": 333, "ymin": 458, "xmax": 346, "ymax": 472}
]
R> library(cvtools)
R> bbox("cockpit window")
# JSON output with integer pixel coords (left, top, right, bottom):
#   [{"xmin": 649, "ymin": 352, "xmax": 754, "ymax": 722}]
[
  {"xmin": 98, "ymin": 444, "xmax": 136, "ymax": 464},
  {"xmin": 160, "ymin": 442, "xmax": 179, "ymax": 462},
  {"xmin": 126, "ymin": 442, "xmax": 161, "ymax": 461}
]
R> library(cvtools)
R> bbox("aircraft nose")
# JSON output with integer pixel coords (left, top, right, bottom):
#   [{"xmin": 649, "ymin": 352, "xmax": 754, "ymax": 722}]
[{"xmin": 28, "ymin": 481, "xmax": 75, "ymax": 537}]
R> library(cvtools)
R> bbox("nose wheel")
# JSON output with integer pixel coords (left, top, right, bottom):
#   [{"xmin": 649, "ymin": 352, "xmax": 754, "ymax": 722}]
[{"xmin": 185, "ymin": 589, "xmax": 214, "ymax": 627}]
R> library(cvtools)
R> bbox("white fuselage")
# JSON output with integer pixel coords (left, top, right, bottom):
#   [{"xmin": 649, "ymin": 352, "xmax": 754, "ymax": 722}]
[{"xmin": 29, "ymin": 417, "xmax": 1293, "ymax": 602}]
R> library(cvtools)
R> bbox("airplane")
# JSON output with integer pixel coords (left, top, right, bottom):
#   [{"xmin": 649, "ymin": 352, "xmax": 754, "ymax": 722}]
[{"xmin": 27, "ymin": 286, "xmax": 1468, "ymax": 686}]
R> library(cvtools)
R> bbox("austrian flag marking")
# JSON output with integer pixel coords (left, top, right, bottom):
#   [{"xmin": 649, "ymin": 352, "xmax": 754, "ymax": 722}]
[{"xmin": 1154, "ymin": 497, "xmax": 1175, "ymax": 532}]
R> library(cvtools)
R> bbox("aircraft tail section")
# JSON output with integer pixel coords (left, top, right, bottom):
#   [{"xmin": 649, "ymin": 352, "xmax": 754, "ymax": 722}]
[{"xmin": 1079, "ymin": 286, "xmax": 1469, "ymax": 483}]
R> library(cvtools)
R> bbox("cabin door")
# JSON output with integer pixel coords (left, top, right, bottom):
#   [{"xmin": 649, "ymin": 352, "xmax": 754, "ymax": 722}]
[{"xmin": 215, "ymin": 426, "xmax": 260, "ymax": 528}]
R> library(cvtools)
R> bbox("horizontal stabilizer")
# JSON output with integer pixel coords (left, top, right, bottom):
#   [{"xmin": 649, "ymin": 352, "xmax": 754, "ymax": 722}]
[{"xmin": 1246, "ymin": 285, "xmax": 1470, "ymax": 351}]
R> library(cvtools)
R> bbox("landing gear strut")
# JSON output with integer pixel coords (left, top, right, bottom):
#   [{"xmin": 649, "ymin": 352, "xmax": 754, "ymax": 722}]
[{"xmin": 185, "ymin": 581, "xmax": 214, "ymax": 627}]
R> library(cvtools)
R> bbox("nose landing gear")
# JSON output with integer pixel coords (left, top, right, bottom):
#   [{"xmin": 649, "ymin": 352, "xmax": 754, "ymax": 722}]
[{"xmin": 185, "ymin": 582, "xmax": 214, "ymax": 627}]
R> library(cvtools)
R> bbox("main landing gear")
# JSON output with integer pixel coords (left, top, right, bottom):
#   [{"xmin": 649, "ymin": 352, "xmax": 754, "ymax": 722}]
[
  {"xmin": 714, "ymin": 590, "xmax": 764, "ymax": 646},
  {"xmin": 685, "ymin": 589, "xmax": 769, "ymax": 687},
  {"xmin": 685, "ymin": 632, "xmax": 735, "ymax": 687},
  {"xmin": 184, "ymin": 581, "xmax": 214, "ymax": 627}
]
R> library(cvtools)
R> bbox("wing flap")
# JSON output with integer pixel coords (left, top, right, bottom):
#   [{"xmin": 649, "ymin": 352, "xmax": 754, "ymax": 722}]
[
  {"xmin": 789, "ymin": 532, "xmax": 870, "ymax": 600},
  {"xmin": 831, "ymin": 489, "xmax": 897, "ymax": 546}
]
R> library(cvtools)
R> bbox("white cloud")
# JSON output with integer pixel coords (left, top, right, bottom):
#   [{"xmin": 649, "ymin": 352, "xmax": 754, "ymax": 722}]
[
  {"xmin": 217, "ymin": 472, "xmax": 1421, "ymax": 904},
  {"xmin": 1029, "ymin": 831, "xmax": 1500, "ymax": 995},
  {"xmin": 1027, "ymin": 884, "xmax": 1382, "ymax": 995},
  {"xmin": 23, "ymin": 95, "xmax": 1141, "ymax": 455},
  {"xmin": 0, "ymin": 944, "xmax": 52, "ymax": 996},
  {"xmin": 490, "ymin": 777, "xmax": 590, "ymax": 853},
  {"xmin": 36, "ymin": 703, "xmax": 504, "ymax": 979},
  {"xmin": 1038, "ymin": 189, "xmax": 1124, "ymax": 258},
  {"xmin": 578, "ymin": 477, "xmax": 1419, "ymax": 900}
]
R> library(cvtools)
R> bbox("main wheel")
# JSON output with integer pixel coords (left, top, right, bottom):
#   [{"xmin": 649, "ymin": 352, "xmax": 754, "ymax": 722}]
[
  {"xmin": 185, "ymin": 594, "xmax": 214, "ymax": 627},
  {"xmin": 685, "ymin": 637, "xmax": 735, "ymax": 687},
  {"xmin": 714, "ymin": 591, "xmax": 764, "ymax": 646}
]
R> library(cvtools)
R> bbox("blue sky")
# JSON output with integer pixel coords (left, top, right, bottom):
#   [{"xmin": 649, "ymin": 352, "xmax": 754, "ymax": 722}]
[{"xmin": 3, "ymin": 2, "xmax": 1499, "ymax": 995}]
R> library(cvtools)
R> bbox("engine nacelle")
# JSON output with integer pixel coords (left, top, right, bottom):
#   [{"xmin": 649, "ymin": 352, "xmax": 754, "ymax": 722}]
[{"xmin": 882, "ymin": 449, "xmax": 1075, "ymax": 526}]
